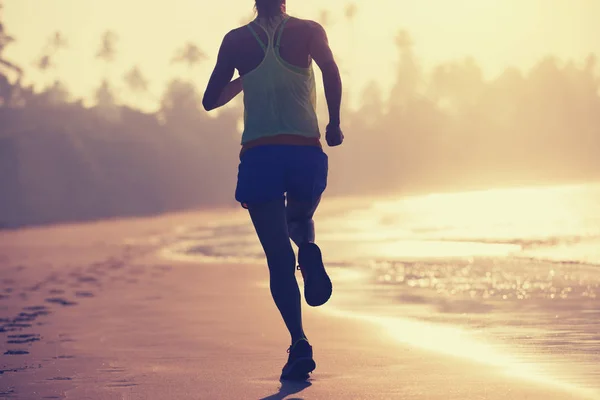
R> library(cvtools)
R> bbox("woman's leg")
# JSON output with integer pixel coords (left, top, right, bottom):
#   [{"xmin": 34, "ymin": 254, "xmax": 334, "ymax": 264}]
[
  {"xmin": 248, "ymin": 197, "xmax": 306, "ymax": 344},
  {"xmin": 285, "ymin": 146, "xmax": 327, "ymax": 248},
  {"xmin": 284, "ymin": 147, "xmax": 331, "ymax": 307},
  {"xmin": 286, "ymin": 196, "xmax": 321, "ymax": 248},
  {"xmin": 286, "ymin": 195, "xmax": 332, "ymax": 307}
]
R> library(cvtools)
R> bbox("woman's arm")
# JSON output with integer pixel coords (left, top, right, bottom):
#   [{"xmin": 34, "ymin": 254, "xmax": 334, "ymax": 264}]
[
  {"xmin": 309, "ymin": 22, "xmax": 342, "ymax": 130},
  {"xmin": 203, "ymin": 32, "xmax": 239, "ymax": 111},
  {"xmin": 212, "ymin": 77, "xmax": 243, "ymax": 109}
]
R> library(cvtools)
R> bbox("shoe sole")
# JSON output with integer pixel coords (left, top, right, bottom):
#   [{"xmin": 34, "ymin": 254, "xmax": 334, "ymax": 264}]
[
  {"xmin": 299, "ymin": 243, "xmax": 332, "ymax": 307},
  {"xmin": 281, "ymin": 357, "xmax": 316, "ymax": 381}
]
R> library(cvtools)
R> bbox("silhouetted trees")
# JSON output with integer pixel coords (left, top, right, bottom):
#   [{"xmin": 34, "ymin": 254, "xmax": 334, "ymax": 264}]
[
  {"xmin": 34, "ymin": 31, "xmax": 68, "ymax": 73},
  {"xmin": 1, "ymin": 13, "xmax": 599, "ymax": 228},
  {"xmin": 171, "ymin": 42, "xmax": 207, "ymax": 79},
  {"xmin": 96, "ymin": 30, "xmax": 118, "ymax": 65},
  {"xmin": 0, "ymin": 8, "xmax": 22, "ymax": 106},
  {"xmin": 123, "ymin": 65, "xmax": 149, "ymax": 107},
  {"xmin": 94, "ymin": 30, "xmax": 119, "ymax": 118}
]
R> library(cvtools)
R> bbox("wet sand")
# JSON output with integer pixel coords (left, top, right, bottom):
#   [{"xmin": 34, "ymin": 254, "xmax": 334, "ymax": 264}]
[{"xmin": 0, "ymin": 211, "xmax": 594, "ymax": 399}]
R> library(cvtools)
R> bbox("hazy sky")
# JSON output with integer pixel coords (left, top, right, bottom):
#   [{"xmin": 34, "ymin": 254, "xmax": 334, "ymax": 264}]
[{"xmin": 3, "ymin": 0, "xmax": 599, "ymax": 110}]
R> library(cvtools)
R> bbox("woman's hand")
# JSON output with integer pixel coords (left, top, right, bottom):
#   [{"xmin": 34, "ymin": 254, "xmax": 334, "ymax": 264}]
[
  {"xmin": 325, "ymin": 123, "xmax": 344, "ymax": 147},
  {"xmin": 213, "ymin": 78, "xmax": 243, "ymax": 109}
]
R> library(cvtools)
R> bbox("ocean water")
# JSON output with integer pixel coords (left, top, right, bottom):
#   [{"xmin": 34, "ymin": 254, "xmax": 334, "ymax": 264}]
[{"xmin": 164, "ymin": 182, "xmax": 600, "ymax": 397}]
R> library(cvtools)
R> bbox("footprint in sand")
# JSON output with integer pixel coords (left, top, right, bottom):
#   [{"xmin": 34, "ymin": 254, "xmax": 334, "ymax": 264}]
[
  {"xmin": 0, "ymin": 388, "xmax": 16, "ymax": 397},
  {"xmin": 106, "ymin": 379, "xmax": 137, "ymax": 388},
  {"xmin": 128, "ymin": 268, "xmax": 145, "ymax": 276},
  {"xmin": 29, "ymin": 280, "xmax": 47, "ymax": 292},
  {"xmin": 109, "ymin": 261, "xmax": 125, "ymax": 270},
  {"xmin": 87, "ymin": 267, "xmax": 107, "ymax": 276},
  {"xmin": 4, "ymin": 349, "xmax": 29, "ymax": 355},
  {"xmin": 99, "ymin": 367, "xmax": 126, "ymax": 374},
  {"xmin": 149, "ymin": 265, "xmax": 173, "ymax": 278},
  {"xmin": 52, "ymin": 355, "xmax": 75, "ymax": 360},
  {"xmin": 58, "ymin": 335, "xmax": 75, "ymax": 343},
  {"xmin": 23, "ymin": 306, "xmax": 49, "ymax": 312},
  {"xmin": 77, "ymin": 276, "xmax": 99, "ymax": 285},
  {"xmin": 45, "ymin": 297, "xmax": 78, "ymax": 306},
  {"xmin": 75, "ymin": 291, "xmax": 94, "ymax": 298},
  {"xmin": 0, "ymin": 366, "xmax": 28, "ymax": 375},
  {"xmin": 14, "ymin": 308, "xmax": 50, "ymax": 323},
  {"xmin": 1, "ymin": 323, "xmax": 32, "ymax": 332},
  {"xmin": 9, "ymin": 306, "xmax": 51, "ymax": 325},
  {"xmin": 6, "ymin": 334, "xmax": 41, "ymax": 344}
]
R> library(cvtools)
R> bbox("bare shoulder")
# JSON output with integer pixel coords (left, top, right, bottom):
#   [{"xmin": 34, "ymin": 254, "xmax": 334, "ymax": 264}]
[
  {"xmin": 287, "ymin": 17, "xmax": 328, "ymax": 45},
  {"xmin": 224, "ymin": 26, "xmax": 247, "ymax": 42},
  {"xmin": 216, "ymin": 27, "xmax": 247, "ymax": 54},
  {"xmin": 288, "ymin": 17, "xmax": 325, "ymax": 32}
]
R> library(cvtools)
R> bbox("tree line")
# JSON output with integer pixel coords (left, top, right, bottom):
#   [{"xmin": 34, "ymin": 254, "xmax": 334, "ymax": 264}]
[{"xmin": 0, "ymin": 5, "xmax": 599, "ymax": 227}]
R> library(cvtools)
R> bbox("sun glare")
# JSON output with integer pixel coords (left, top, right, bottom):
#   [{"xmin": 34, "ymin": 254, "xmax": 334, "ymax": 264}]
[{"xmin": 3, "ymin": 0, "xmax": 599, "ymax": 109}]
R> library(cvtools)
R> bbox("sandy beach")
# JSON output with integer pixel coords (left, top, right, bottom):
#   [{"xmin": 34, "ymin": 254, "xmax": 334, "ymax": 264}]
[{"xmin": 0, "ymin": 210, "xmax": 597, "ymax": 400}]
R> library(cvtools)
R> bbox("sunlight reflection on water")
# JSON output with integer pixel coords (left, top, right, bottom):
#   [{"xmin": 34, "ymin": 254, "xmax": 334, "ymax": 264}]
[{"xmin": 161, "ymin": 182, "xmax": 600, "ymax": 395}]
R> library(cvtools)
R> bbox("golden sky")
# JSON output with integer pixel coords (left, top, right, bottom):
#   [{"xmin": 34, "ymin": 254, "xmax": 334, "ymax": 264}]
[{"xmin": 3, "ymin": 0, "xmax": 599, "ymax": 110}]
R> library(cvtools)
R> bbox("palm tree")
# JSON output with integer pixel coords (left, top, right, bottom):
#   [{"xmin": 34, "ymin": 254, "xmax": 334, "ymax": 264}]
[
  {"xmin": 40, "ymin": 80, "xmax": 70, "ymax": 106},
  {"xmin": 96, "ymin": 30, "xmax": 118, "ymax": 67},
  {"xmin": 172, "ymin": 42, "xmax": 207, "ymax": 79},
  {"xmin": 389, "ymin": 29, "xmax": 420, "ymax": 109},
  {"xmin": 0, "ymin": 7, "xmax": 23, "ymax": 106},
  {"xmin": 160, "ymin": 78, "xmax": 201, "ymax": 124},
  {"xmin": 124, "ymin": 65, "xmax": 149, "ymax": 107},
  {"xmin": 0, "ymin": 15, "xmax": 23, "ymax": 80},
  {"xmin": 344, "ymin": 3, "xmax": 358, "ymax": 96},
  {"xmin": 318, "ymin": 10, "xmax": 333, "ymax": 28},
  {"xmin": 395, "ymin": 30, "xmax": 413, "ymax": 50},
  {"xmin": 344, "ymin": 3, "xmax": 357, "ymax": 23},
  {"xmin": 95, "ymin": 80, "xmax": 115, "ymax": 107},
  {"xmin": 49, "ymin": 31, "xmax": 68, "ymax": 52},
  {"xmin": 93, "ymin": 31, "xmax": 119, "ymax": 111},
  {"xmin": 34, "ymin": 31, "xmax": 68, "ymax": 73},
  {"xmin": 124, "ymin": 66, "xmax": 148, "ymax": 93},
  {"xmin": 344, "ymin": 3, "xmax": 358, "ymax": 51},
  {"xmin": 94, "ymin": 79, "xmax": 120, "ymax": 121}
]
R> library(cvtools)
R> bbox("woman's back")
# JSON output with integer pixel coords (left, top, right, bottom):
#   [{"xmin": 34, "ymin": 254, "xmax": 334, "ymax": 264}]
[
  {"xmin": 202, "ymin": 5, "xmax": 343, "ymax": 149},
  {"xmin": 234, "ymin": 15, "xmax": 320, "ymax": 145},
  {"xmin": 228, "ymin": 16, "xmax": 316, "ymax": 75}
]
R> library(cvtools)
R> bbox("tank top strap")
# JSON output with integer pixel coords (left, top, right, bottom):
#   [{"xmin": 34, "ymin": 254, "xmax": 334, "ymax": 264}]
[
  {"xmin": 248, "ymin": 15, "xmax": 290, "ymax": 51},
  {"xmin": 275, "ymin": 16, "xmax": 291, "ymax": 48},
  {"xmin": 247, "ymin": 23, "xmax": 267, "ymax": 51}
]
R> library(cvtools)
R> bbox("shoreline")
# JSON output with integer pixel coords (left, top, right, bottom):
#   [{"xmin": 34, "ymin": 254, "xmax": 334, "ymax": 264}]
[
  {"xmin": 169, "ymin": 249, "xmax": 600, "ymax": 400},
  {"xmin": 0, "ymin": 211, "xmax": 596, "ymax": 399}
]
